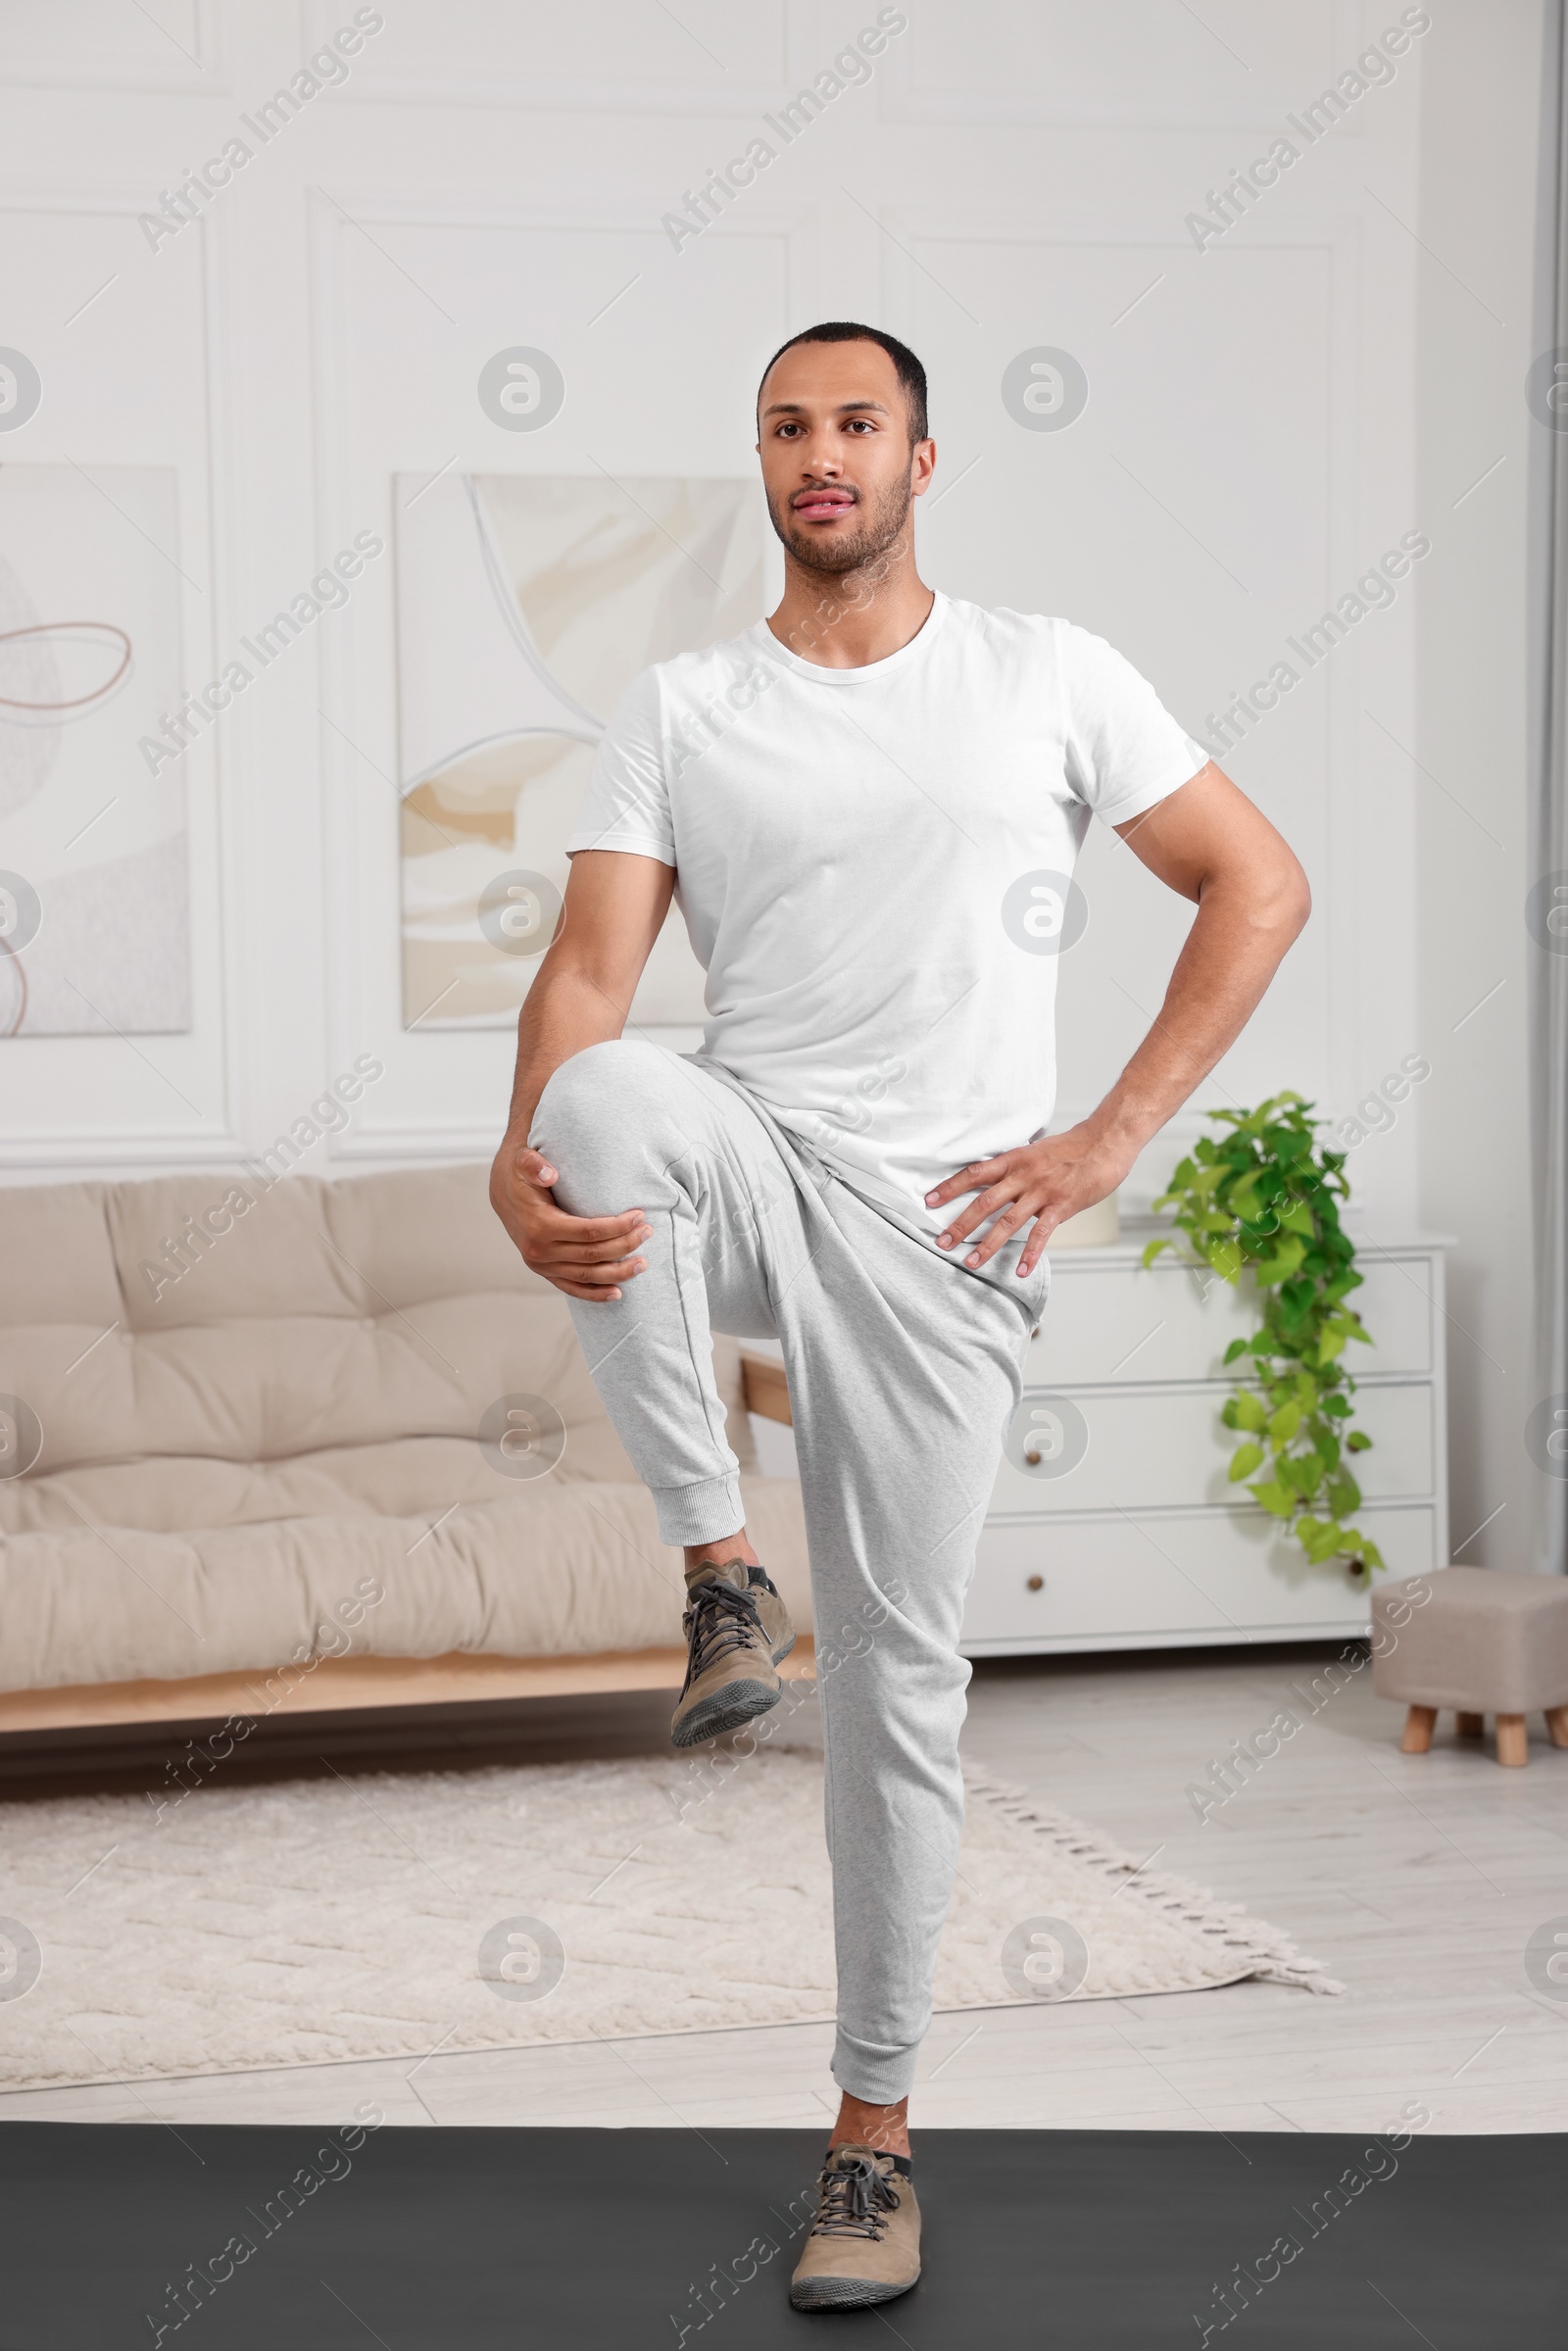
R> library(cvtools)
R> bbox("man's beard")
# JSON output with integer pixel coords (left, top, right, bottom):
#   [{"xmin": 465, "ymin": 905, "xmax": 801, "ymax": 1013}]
[{"xmin": 766, "ymin": 465, "xmax": 913, "ymax": 577}]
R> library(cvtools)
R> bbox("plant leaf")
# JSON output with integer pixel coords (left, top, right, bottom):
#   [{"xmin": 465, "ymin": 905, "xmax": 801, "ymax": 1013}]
[
  {"xmin": 1301, "ymin": 1522, "xmax": 1348, "ymax": 1564},
  {"xmin": 1154, "ymin": 1096, "xmax": 1383, "ymax": 1572},
  {"xmin": 1249, "ymin": 1479, "xmax": 1295, "ymax": 1520}
]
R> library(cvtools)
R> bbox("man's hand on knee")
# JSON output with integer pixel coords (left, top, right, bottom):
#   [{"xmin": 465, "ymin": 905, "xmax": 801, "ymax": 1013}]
[{"xmin": 489, "ymin": 1142, "xmax": 653, "ymax": 1302}]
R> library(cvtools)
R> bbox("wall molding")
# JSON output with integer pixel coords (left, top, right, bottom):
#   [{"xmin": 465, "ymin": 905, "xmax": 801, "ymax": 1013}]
[
  {"xmin": 0, "ymin": 0, "xmax": 225, "ymax": 94},
  {"xmin": 0, "ymin": 1129, "xmax": 252, "ymax": 1172}
]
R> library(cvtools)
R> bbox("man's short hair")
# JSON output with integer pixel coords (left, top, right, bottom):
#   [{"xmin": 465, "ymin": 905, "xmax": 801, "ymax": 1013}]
[{"xmin": 757, "ymin": 320, "xmax": 929, "ymax": 445}]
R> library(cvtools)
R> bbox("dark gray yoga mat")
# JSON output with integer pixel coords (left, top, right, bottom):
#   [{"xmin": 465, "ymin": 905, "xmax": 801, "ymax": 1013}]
[{"xmin": 2, "ymin": 2122, "xmax": 1561, "ymax": 2347}]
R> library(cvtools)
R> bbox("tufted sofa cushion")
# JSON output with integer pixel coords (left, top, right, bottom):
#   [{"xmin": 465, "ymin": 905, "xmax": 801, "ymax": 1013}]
[{"xmin": 0, "ymin": 1160, "xmax": 807, "ymax": 1692}]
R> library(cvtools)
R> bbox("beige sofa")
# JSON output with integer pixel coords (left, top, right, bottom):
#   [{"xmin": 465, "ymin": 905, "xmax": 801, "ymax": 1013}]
[{"xmin": 0, "ymin": 1161, "xmax": 809, "ymax": 1726}]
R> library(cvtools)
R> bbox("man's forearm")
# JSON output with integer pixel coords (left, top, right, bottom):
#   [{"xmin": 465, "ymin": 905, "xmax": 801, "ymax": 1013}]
[
  {"xmin": 1087, "ymin": 871, "xmax": 1307, "ymax": 1156},
  {"xmin": 501, "ymin": 960, "xmax": 628, "ymax": 1151}
]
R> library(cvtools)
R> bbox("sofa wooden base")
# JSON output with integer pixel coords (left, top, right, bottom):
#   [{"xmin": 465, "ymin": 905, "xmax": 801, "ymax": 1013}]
[{"xmin": 0, "ymin": 1641, "xmax": 818, "ymax": 1737}]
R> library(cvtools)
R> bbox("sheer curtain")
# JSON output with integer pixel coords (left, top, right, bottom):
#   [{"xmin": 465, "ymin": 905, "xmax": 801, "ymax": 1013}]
[{"xmin": 1529, "ymin": 0, "xmax": 1568, "ymax": 1577}]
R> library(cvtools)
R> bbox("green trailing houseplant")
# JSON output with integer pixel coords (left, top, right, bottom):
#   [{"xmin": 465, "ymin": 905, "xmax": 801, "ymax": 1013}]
[{"xmin": 1144, "ymin": 1092, "xmax": 1384, "ymax": 1578}]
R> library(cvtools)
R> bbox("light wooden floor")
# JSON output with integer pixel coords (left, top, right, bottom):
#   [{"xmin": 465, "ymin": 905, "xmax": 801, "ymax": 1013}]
[{"xmin": 4, "ymin": 1643, "xmax": 1565, "ymax": 2137}]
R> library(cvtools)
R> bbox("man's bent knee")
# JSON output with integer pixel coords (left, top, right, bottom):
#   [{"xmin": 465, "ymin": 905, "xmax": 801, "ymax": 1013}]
[{"xmin": 531, "ymin": 1040, "xmax": 683, "ymax": 1201}]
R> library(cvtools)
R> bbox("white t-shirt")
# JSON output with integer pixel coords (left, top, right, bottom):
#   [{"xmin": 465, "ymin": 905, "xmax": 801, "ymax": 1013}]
[{"xmin": 566, "ymin": 591, "xmax": 1207, "ymax": 1227}]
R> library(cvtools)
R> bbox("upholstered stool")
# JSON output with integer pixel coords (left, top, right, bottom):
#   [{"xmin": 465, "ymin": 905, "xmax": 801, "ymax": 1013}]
[{"xmin": 1371, "ymin": 1567, "xmax": 1568, "ymax": 1767}]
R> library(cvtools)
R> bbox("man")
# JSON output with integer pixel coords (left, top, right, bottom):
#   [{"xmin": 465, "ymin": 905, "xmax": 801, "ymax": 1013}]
[{"xmin": 490, "ymin": 320, "xmax": 1308, "ymax": 2312}]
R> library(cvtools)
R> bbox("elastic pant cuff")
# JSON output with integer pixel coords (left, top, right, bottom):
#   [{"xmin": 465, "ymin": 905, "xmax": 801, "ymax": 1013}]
[
  {"xmin": 831, "ymin": 2026, "xmax": 920, "ymax": 2108},
  {"xmin": 653, "ymin": 1473, "xmax": 747, "ymax": 1548}
]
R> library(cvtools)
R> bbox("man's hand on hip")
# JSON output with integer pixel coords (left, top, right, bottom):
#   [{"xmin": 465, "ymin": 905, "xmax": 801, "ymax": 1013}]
[
  {"xmin": 924, "ymin": 1124, "xmax": 1134, "ymax": 1277},
  {"xmin": 489, "ymin": 1142, "xmax": 652, "ymax": 1303},
  {"xmin": 922, "ymin": 765, "xmax": 1310, "ymax": 1281}
]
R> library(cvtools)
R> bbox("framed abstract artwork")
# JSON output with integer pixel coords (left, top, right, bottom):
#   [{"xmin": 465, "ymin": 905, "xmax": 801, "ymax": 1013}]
[
  {"xmin": 0, "ymin": 464, "xmax": 190, "ymax": 1039},
  {"xmin": 394, "ymin": 470, "xmax": 761, "ymax": 1030}
]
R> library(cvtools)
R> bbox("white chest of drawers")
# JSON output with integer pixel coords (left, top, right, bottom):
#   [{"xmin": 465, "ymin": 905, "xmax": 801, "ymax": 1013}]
[{"xmin": 960, "ymin": 1227, "xmax": 1450, "ymax": 1656}]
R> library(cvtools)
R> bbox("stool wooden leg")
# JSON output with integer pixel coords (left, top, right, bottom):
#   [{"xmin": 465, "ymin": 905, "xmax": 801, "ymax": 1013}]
[
  {"xmin": 1495, "ymin": 1714, "xmax": 1529, "ymax": 1768},
  {"xmin": 1545, "ymin": 1705, "xmax": 1568, "ymax": 1749},
  {"xmin": 1455, "ymin": 1713, "xmax": 1485, "ymax": 1739},
  {"xmin": 1401, "ymin": 1705, "xmax": 1437, "ymax": 1754}
]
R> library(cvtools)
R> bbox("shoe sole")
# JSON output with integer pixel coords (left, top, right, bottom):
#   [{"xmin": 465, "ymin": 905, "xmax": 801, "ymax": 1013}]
[
  {"xmin": 789, "ymin": 2271, "xmax": 920, "ymax": 2311},
  {"xmin": 669, "ymin": 1675, "xmax": 782, "ymax": 1749}
]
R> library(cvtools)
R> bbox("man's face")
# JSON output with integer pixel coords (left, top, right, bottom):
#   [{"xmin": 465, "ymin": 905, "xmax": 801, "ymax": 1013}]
[{"xmin": 756, "ymin": 340, "xmax": 934, "ymax": 573}]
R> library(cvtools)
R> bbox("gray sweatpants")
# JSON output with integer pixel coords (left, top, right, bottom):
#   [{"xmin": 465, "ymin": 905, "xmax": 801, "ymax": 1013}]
[{"xmin": 531, "ymin": 1041, "xmax": 1050, "ymax": 2104}]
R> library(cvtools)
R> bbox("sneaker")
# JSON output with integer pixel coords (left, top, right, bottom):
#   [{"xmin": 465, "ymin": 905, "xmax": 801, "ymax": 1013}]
[
  {"xmin": 789, "ymin": 2143, "xmax": 921, "ymax": 2311},
  {"xmin": 669, "ymin": 1560, "xmax": 795, "ymax": 1750}
]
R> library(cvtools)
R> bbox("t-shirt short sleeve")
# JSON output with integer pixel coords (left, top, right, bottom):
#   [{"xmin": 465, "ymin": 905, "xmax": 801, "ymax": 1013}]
[
  {"xmin": 1058, "ymin": 620, "xmax": 1210, "ymax": 825},
  {"xmin": 565, "ymin": 666, "xmax": 676, "ymax": 866}
]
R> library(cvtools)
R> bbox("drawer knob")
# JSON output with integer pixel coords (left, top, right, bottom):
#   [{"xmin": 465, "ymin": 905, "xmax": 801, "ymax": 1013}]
[{"xmin": 1026, "ymin": 1574, "xmax": 1044, "ymax": 1592}]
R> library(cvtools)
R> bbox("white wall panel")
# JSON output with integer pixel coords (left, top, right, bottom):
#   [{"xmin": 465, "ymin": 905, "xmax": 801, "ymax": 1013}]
[
  {"xmin": 882, "ymin": 0, "xmax": 1365, "ymax": 128},
  {"xmin": 0, "ymin": 197, "xmax": 238, "ymax": 1164},
  {"xmin": 0, "ymin": 0, "xmax": 220, "ymax": 90},
  {"xmin": 303, "ymin": 0, "xmax": 790, "ymax": 112}
]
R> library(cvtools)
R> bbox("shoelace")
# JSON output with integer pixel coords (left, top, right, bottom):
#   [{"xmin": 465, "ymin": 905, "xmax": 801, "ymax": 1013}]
[
  {"xmin": 809, "ymin": 2154, "xmax": 901, "ymax": 2240},
  {"xmin": 681, "ymin": 1579, "xmax": 763, "ymax": 1689}
]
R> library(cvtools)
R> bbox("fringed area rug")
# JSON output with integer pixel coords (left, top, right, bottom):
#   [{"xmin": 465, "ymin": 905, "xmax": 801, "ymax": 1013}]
[{"xmin": 0, "ymin": 1748, "xmax": 1341, "ymax": 2088}]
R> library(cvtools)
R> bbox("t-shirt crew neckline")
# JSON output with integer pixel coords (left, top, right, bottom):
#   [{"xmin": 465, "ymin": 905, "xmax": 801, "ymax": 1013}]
[{"xmin": 752, "ymin": 589, "xmax": 951, "ymax": 686}]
